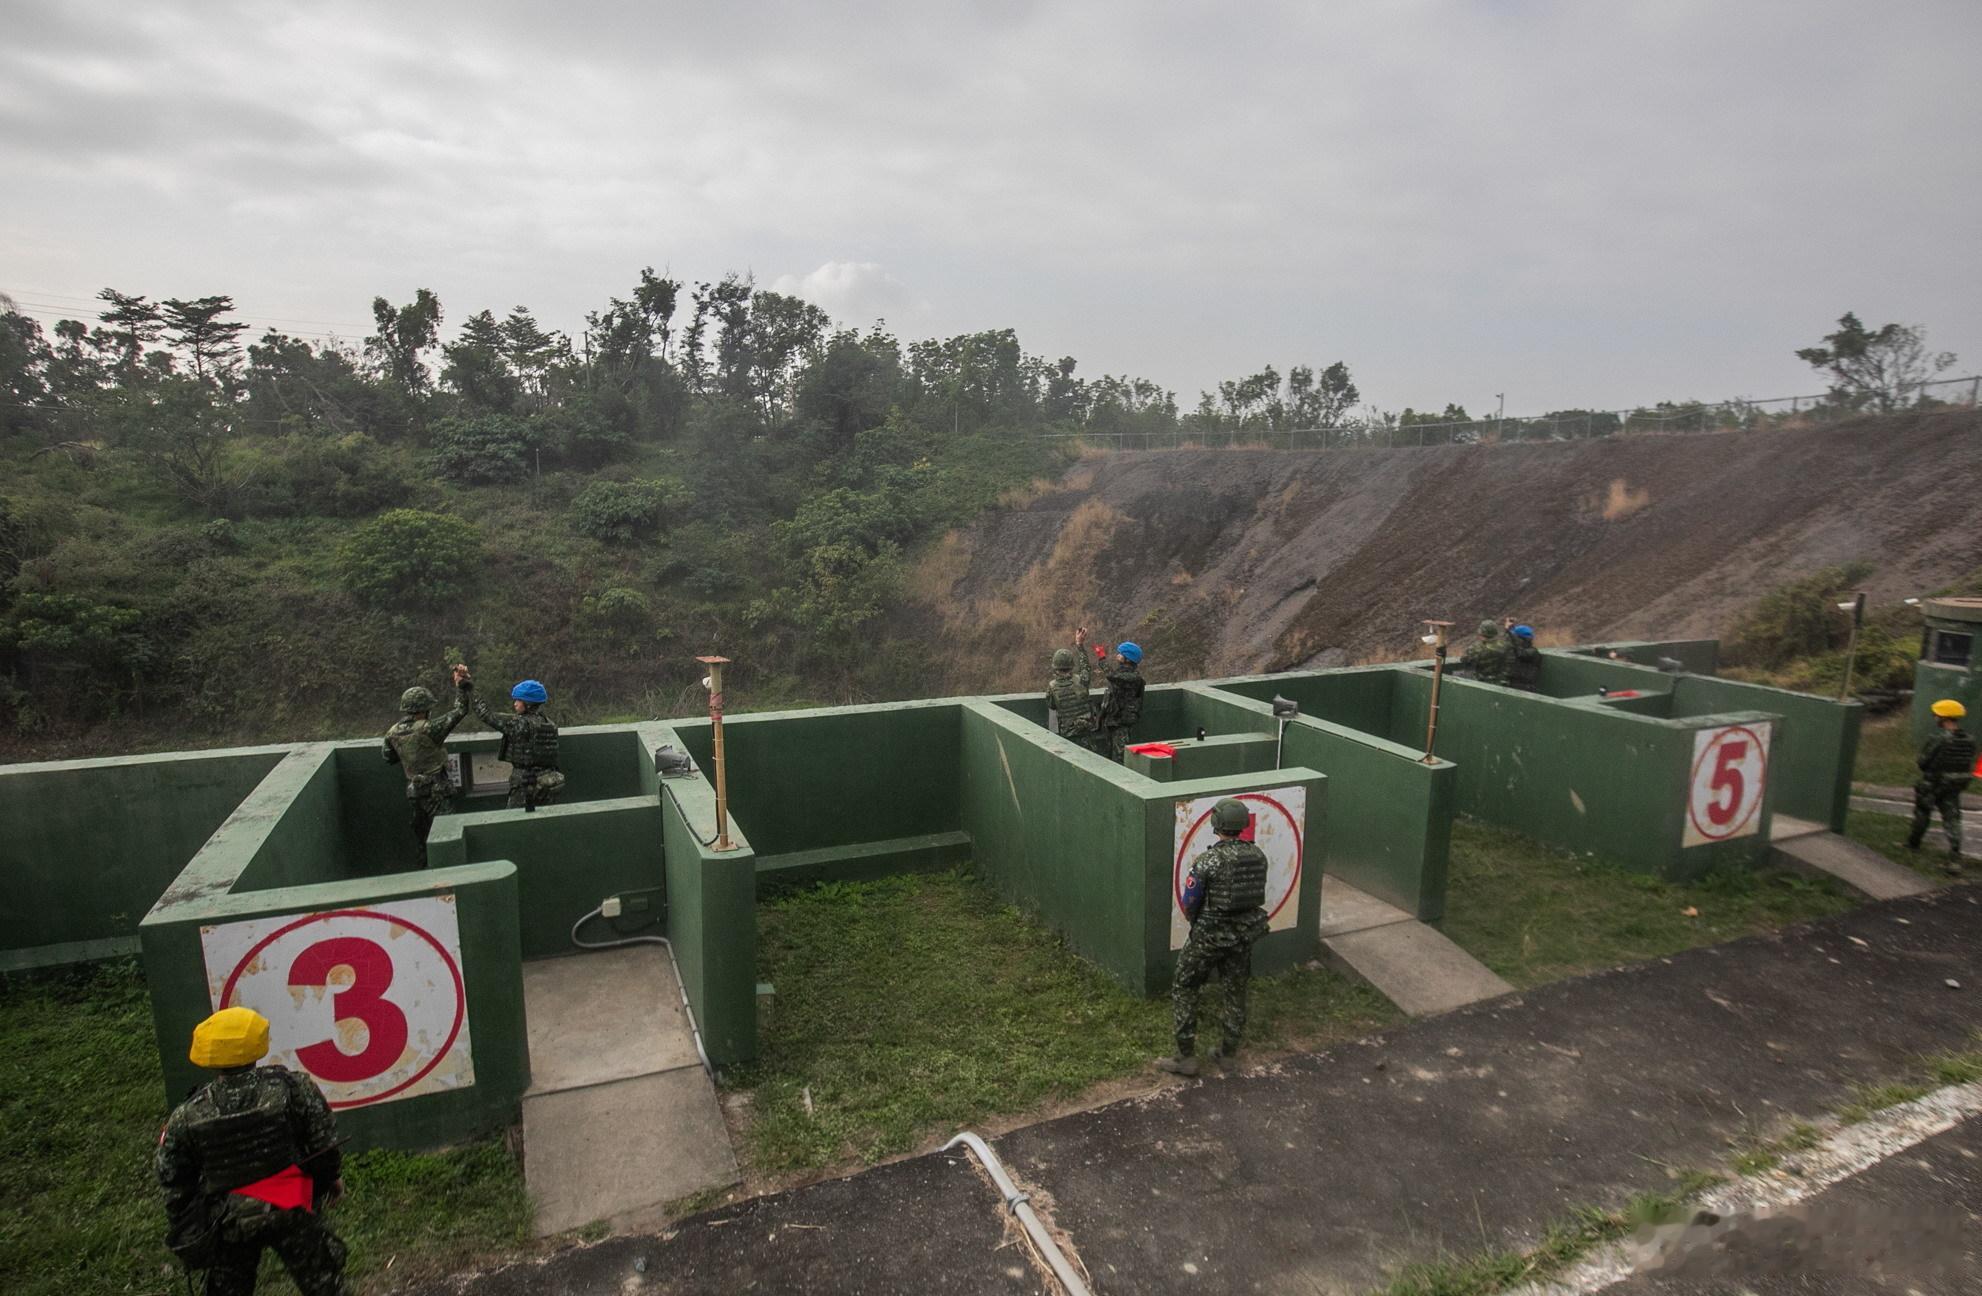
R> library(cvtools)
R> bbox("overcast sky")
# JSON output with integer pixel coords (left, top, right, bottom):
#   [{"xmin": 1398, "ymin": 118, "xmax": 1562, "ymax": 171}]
[{"xmin": 3, "ymin": 1, "xmax": 1977, "ymax": 416}]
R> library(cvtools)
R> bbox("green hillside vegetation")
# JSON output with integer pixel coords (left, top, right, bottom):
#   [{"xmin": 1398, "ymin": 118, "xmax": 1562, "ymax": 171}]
[{"xmin": 0, "ymin": 277, "xmax": 1207, "ymax": 750}]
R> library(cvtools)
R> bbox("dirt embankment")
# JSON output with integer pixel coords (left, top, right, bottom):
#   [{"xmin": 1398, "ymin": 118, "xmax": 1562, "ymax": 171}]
[{"xmin": 906, "ymin": 409, "xmax": 1982, "ymax": 693}]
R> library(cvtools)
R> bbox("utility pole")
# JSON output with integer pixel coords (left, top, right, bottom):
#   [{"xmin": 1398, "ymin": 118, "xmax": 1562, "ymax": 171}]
[
  {"xmin": 697, "ymin": 655, "xmax": 736, "ymax": 850},
  {"xmin": 1836, "ymin": 593, "xmax": 1866, "ymax": 702}
]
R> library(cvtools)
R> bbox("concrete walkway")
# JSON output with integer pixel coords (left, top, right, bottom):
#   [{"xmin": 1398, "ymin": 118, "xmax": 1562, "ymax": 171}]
[
  {"xmin": 1768, "ymin": 815, "xmax": 1939, "ymax": 899},
  {"xmin": 1319, "ymin": 874, "xmax": 1516, "ymax": 1017},
  {"xmin": 419, "ymin": 889, "xmax": 1982, "ymax": 1296},
  {"xmin": 519, "ymin": 946, "xmax": 737, "ymax": 1236}
]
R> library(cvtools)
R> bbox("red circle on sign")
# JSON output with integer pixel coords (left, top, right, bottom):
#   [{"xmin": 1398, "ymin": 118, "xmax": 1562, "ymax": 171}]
[
  {"xmin": 218, "ymin": 907, "xmax": 468, "ymax": 1109},
  {"xmin": 1174, "ymin": 792, "xmax": 1304, "ymax": 921},
  {"xmin": 1686, "ymin": 725, "xmax": 1768, "ymax": 843}
]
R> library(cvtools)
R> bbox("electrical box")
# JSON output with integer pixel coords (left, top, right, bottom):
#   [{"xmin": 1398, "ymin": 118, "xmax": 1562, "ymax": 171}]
[{"xmin": 604, "ymin": 887, "xmax": 666, "ymax": 931}]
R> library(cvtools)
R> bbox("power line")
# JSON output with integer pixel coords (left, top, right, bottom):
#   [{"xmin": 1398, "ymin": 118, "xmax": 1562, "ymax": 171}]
[{"xmin": 0, "ymin": 286, "xmax": 373, "ymax": 333}]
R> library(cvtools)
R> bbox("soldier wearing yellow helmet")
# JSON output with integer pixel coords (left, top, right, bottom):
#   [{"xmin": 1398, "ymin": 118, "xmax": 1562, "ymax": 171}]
[
  {"xmin": 156, "ymin": 1007, "xmax": 349, "ymax": 1295},
  {"xmin": 1909, "ymin": 699, "xmax": 1976, "ymax": 874}
]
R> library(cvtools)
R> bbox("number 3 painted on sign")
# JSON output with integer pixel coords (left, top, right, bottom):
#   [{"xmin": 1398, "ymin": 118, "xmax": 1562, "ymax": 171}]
[{"xmin": 288, "ymin": 937, "xmax": 409, "ymax": 1084}]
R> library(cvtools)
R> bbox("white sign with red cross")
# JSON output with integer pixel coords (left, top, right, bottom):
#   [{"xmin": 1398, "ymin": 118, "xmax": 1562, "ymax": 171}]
[
  {"xmin": 200, "ymin": 895, "xmax": 476, "ymax": 1110},
  {"xmin": 1682, "ymin": 723, "xmax": 1772, "ymax": 848},
  {"xmin": 1170, "ymin": 787, "xmax": 1306, "ymax": 950}
]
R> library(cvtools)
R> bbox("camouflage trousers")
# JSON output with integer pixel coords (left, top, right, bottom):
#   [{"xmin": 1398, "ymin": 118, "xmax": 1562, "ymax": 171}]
[
  {"xmin": 206, "ymin": 1210, "xmax": 347, "ymax": 1296},
  {"xmin": 1171, "ymin": 921, "xmax": 1263, "ymax": 1057},
  {"xmin": 507, "ymin": 768, "xmax": 566, "ymax": 810},
  {"xmin": 1910, "ymin": 780, "xmax": 1967, "ymax": 855},
  {"xmin": 405, "ymin": 773, "xmax": 456, "ymax": 867},
  {"xmin": 1094, "ymin": 725, "xmax": 1132, "ymax": 763}
]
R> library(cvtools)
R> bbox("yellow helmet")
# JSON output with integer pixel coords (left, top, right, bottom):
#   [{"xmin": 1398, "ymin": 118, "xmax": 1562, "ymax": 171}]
[
  {"xmin": 1931, "ymin": 699, "xmax": 1968, "ymax": 719},
  {"xmin": 189, "ymin": 1006, "xmax": 270, "ymax": 1069}
]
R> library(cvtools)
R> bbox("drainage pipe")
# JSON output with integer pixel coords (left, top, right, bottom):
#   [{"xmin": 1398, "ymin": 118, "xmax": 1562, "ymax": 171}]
[
  {"xmin": 570, "ymin": 907, "xmax": 714, "ymax": 1079},
  {"xmin": 942, "ymin": 1131, "xmax": 1092, "ymax": 1296}
]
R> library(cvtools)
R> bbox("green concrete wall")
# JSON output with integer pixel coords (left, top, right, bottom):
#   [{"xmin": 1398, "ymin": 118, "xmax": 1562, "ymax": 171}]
[
  {"xmin": 674, "ymin": 702, "xmax": 962, "ymax": 862},
  {"xmin": 0, "ymin": 746, "xmax": 285, "ymax": 969},
  {"xmin": 1215, "ymin": 669, "xmax": 1397, "ymax": 738},
  {"xmin": 1188, "ymin": 684, "xmax": 1455, "ymax": 920},
  {"xmin": 1529, "ymin": 652, "xmax": 1677, "ymax": 701},
  {"xmin": 644, "ymin": 722, "xmax": 759, "ymax": 1066},
  {"xmin": 958, "ymin": 701, "xmax": 1324, "ymax": 994},
  {"xmin": 138, "ymin": 747, "xmax": 531, "ymax": 1150},
  {"xmin": 1572, "ymin": 639, "xmax": 1720, "ymax": 674},
  {"xmin": 1388, "ymin": 669, "xmax": 1776, "ymax": 879},
  {"xmin": 1125, "ymin": 733, "xmax": 1278, "ymax": 783},
  {"xmin": 427, "ymin": 798, "xmax": 665, "ymax": 960},
  {"xmin": 1670, "ymin": 676, "xmax": 1860, "ymax": 830}
]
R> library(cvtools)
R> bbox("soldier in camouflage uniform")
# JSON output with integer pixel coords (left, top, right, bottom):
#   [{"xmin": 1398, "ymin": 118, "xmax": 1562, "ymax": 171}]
[
  {"xmin": 1461, "ymin": 618, "xmax": 1509, "ymax": 684},
  {"xmin": 1095, "ymin": 640, "xmax": 1147, "ymax": 762},
  {"xmin": 157, "ymin": 1006, "xmax": 348, "ymax": 1296},
  {"xmin": 1909, "ymin": 699, "xmax": 1976, "ymax": 874},
  {"xmin": 461, "ymin": 669, "xmax": 565, "ymax": 809},
  {"xmin": 1045, "ymin": 628, "xmax": 1096, "ymax": 744},
  {"xmin": 382, "ymin": 669, "xmax": 470, "ymax": 867},
  {"xmin": 1505, "ymin": 622, "xmax": 1542, "ymax": 691},
  {"xmin": 1157, "ymin": 798, "xmax": 1271, "ymax": 1077}
]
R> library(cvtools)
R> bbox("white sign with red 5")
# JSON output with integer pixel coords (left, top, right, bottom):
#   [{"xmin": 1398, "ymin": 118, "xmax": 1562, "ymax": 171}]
[
  {"xmin": 1683, "ymin": 723, "xmax": 1772, "ymax": 848},
  {"xmin": 200, "ymin": 895, "xmax": 475, "ymax": 1110}
]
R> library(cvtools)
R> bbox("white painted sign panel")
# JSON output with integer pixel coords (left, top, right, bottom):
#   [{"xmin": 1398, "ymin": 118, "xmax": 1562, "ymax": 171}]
[
  {"xmin": 1682, "ymin": 722, "xmax": 1772, "ymax": 848},
  {"xmin": 1170, "ymin": 787, "xmax": 1306, "ymax": 950},
  {"xmin": 201, "ymin": 894, "xmax": 475, "ymax": 1110}
]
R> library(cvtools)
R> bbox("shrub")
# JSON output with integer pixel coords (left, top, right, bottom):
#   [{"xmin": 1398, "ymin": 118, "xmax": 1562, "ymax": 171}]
[
  {"xmin": 336, "ymin": 509, "xmax": 480, "ymax": 605},
  {"xmin": 1724, "ymin": 562, "xmax": 1873, "ymax": 669},
  {"xmin": 238, "ymin": 432, "xmax": 413, "ymax": 518},
  {"xmin": 569, "ymin": 478, "xmax": 680, "ymax": 545},
  {"xmin": 427, "ymin": 415, "xmax": 539, "ymax": 485}
]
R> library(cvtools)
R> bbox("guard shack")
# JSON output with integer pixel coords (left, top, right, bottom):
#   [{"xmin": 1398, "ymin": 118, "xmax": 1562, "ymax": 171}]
[{"xmin": 1913, "ymin": 597, "xmax": 1982, "ymax": 741}]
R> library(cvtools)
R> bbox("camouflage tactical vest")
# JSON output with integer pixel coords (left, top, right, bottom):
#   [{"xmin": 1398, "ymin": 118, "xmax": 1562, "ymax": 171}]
[
  {"xmin": 1929, "ymin": 730, "xmax": 1977, "ymax": 782},
  {"xmin": 1047, "ymin": 674, "xmax": 1094, "ymax": 735},
  {"xmin": 1203, "ymin": 839, "xmax": 1269, "ymax": 918},
  {"xmin": 385, "ymin": 718, "xmax": 449, "ymax": 779},
  {"xmin": 502, "ymin": 710, "xmax": 560, "ymax": 771},
  {"xmin": 182, "ymin": 1070, "xmax": 302, "ymax": 1196},
  {"xmin": 1100, "ymin": 669, "xmax": 1145, "ymax": 728}
]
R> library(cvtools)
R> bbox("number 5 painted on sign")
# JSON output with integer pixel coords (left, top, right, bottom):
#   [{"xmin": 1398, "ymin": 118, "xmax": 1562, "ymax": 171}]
[{"xmin": 1684, "ymin": 723, "xmax": 1771, "ymax": 847}]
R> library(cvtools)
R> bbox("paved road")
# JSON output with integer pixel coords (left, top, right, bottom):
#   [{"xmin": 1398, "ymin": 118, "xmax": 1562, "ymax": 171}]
[{"xmin": 412, "ymin": 888, "xmax": 1982, "ymax": 1296}]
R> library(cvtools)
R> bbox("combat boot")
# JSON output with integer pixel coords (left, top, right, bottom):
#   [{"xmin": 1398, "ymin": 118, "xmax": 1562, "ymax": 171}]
[
  {"xmin": 1945, "ymin": 850, "xmax": 1965, "ymax": 877},
  {"xmin": 1154, "ymin": 1054, "xmax": 1200, "ymax": 1077},
  {"xmin": 1209, "ymin": 1042, "xmax": 1241, "ymax": 1072}
]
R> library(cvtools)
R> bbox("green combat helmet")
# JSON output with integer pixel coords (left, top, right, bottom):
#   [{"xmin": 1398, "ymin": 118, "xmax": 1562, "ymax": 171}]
[
  {"xmin": 400, "ymin": 686, "xmax": 436, "ymax": 713},
  {"xmin": 1212, "ymin": 798, "xmax": 1250, "ymax": 833},
  {"xmin": 1053, "ymin": 648, "xmax": 1077, "ymax": 671}
]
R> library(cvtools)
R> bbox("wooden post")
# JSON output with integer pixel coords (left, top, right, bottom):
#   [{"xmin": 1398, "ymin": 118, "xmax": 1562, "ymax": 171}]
[{"xmin": 697, "ymin": 655, "xmax": 735, "ymax": 850}]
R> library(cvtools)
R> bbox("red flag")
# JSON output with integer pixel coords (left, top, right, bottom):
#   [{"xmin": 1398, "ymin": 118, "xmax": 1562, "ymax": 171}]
[{"xmin": 231, "ymin": 1164, "xmax": 313, "ymax": 1212}]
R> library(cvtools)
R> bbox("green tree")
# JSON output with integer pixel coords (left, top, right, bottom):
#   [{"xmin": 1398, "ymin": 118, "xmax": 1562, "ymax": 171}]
[
  {"xmin": 427, "ymin": 414, "xmax": 539, "ymax": 484},
  {"xmin": 569, "ymin": 478, "xmax": 682, "ymax": 544},
  {"xmin": 441, "ymin": 310, "xmax": 519, "ymax": 415},
  {"xmin": 1796, "ymin": 312, "xmax": 1958, "ymax": 412},
  {"xmin": 94, "ymin": 288, "xmax": 166, "ymax": 378},
  {"xmin": 367, "ymin": 290, "xmax": 444, "ymax": 397},
  {"xmin": 336, "ymin": 509, "xmax": 480, "ymax": 605},
  {"xmin": 161, "ymin": 296, "xmax": 249, "ymax": 383}
]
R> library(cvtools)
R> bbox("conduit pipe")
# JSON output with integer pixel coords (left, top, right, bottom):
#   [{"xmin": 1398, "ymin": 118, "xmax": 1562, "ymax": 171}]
[
  {"xmin": 942, "ymin": 1131, "xmax": 1093, "ymax": 1296},
  {"xmin": 570, "ymin": 907, "xmax": 714, "ymax": 1079}
]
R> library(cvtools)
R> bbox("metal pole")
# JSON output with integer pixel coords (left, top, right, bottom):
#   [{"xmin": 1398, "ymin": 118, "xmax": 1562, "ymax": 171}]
[
  {"xmin": 1422, "ymin": 621, "xmax": 1453, "ymax": 764},
  {"xmin": 697, "ymin": 655, "xmax": 735, "ymax": 850},
  {"xmin": 1838, "ymin": 593, "xmax": 1865, "ymax": 702}
]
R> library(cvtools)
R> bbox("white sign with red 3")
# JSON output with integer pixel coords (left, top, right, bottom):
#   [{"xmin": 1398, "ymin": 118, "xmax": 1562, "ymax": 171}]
[
  {"xmin": 200, "ymin": 895, "xmax": 475, "ymax": 1110},
  {"xmin": 1683, "ymin": 722, "xmax": 1772, "ymax": 848},
  {"xmin": 1170, "ymin": 787, "xmax": 1306, "ymax": 950}
]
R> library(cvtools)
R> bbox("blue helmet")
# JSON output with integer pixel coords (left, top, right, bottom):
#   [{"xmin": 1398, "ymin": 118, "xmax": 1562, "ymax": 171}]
[
  {"xmin": 1117, "ymin": 641, "xmax": 1143, "ymax": 664},
  {"xmin": 1511, "ymin": 625, "xmax": 1535, "ymax": 640},
  {"xmin": 511, "ymin": 679, "xmax": 549, "ymax": 704}
]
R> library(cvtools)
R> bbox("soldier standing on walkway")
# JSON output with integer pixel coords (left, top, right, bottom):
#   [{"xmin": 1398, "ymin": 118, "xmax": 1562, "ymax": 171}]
[
  {"xmin": 1909, "ymin": 699, "xmax": 1977, "ymax": 874},
  {"xmin": 157, "ymin": 1007, "xmax": 348, "ymax": 1296},
  {"xmin": 1505, "ymin": 621, "xmax": 1542, "ymax": 691},
  {"xmin": 382, "ymin": 666, "xmax": 470, "ymax": 867},
  {"xmin": 1461, "ymin": 618, "xmax": 1509, "ymax": 684},
  {"xmin": 1046, "ymin": 628, "xmax": 1096, "ymax": 744},
  {"xmin": 1157, "ymin": 798, "xmax": 1271, "ymax": 1077},
  {"xmin": 459, "ymin": 667, "xmax": 566, "ymax": 810},
  {"xmin": 1095, "ymin": 641, "xmax": 1147, "ymax": 761}
]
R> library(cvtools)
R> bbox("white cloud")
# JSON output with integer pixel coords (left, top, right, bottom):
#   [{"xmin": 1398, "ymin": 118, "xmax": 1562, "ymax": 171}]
[{"xmin": 770, "ymin": 261, "xmax": 920, "ymax": 328}]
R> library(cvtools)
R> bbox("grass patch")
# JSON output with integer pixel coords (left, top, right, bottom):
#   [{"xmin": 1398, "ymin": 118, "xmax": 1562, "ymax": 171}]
[
  {"xmin": 1438, "ymin": 820, "xmax": 1859, "ymax": 989},
  {"xmin": 1853, "ymin": 714, "xmax": 1922, "ymax": 788},
  {"xmin": 0, "ymin": 961, "xmax": 530, "ymax": 1296},
  {"xmin": 728, "ymin": 870, "xmax": 1398, "ymax": 1174},
  {"xmin": 1379, "ymin": 1172, "xmax": 1721, "ymax": 1296}
]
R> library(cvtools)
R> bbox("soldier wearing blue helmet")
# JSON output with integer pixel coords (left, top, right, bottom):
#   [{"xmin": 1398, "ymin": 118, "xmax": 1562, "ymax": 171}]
[
  {"xmin": 455, "ymin": 665, "xmax": 566, "ymax": 810},
  {"xmin": 1095, "ymin": 640, "xmax": 1146, "ymax": 762},
  {"xmin": 1504, "ymin": 620, "xmax": 1542, "ymax": 692}
]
